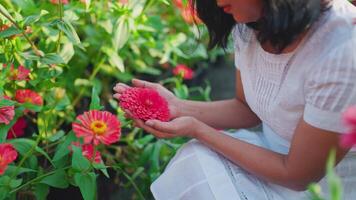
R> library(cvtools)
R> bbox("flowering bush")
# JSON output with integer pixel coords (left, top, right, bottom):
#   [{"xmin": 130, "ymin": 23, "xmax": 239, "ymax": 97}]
[{"xmin": 0, "ymin": 0, "xmax": 216, "ymax": 199}]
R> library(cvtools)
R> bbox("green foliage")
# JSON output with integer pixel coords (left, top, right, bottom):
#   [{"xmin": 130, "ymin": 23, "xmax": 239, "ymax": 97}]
[
  {"xmin": 0, "ymin": 0, "xmax": 217, "ymax": 199},
  {"xmin": 308, "ymin": 150, "xmax": 344, "ymax": 200}
]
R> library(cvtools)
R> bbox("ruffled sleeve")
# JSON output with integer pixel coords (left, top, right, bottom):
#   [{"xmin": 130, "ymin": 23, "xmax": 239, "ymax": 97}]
[{"xmin": 303, "ymin": 38, "xmax": 356, "ymax": 133}]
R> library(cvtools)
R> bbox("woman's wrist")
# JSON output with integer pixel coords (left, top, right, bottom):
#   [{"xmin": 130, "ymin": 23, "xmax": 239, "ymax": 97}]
[
  {"xmin": 192, "ymin": 119, "xmax": 212, "ymax": 139},
  {"xmin": 172, "ymin": 98, "xmax": 185, "ymax": 118}
]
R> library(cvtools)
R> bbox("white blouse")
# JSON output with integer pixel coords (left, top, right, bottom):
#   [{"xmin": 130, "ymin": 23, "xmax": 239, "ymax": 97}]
[
  {"xmin": 233, "ymin": 0, "xmax": 356, "ymax": 148},
  {"xmin": 150, "ymin": 1, "xmax": 356, "ymax": 199}
]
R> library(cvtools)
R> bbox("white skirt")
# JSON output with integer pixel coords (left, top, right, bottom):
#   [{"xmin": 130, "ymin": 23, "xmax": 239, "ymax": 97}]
[{"xmin": 150, "ymin": 127, "xmax": 356, "ymax": 200}]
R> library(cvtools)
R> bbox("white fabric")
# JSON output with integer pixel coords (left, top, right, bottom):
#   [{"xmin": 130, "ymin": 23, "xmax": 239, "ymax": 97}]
[
  {"xmin": 234, "ymin": 0, "xmax": 356, "ymax": 141},
  {"xmin": 151, "ymin": 129, "xmax": 356, "ymax": 199},
  {"xmin": 151, "ymin": 0, "xmax": 356, "ymax": 199}
]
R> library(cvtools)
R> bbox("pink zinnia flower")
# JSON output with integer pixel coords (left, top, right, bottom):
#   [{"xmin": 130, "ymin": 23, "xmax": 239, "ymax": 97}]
[
  {"xmin": 340, "ymin": 106, "xmax": 356, "ymax": 148},
  {"xmin": 343, "ymin": 106, "xmax": 356, "ymax": 127},
  {"xmin": 119, "ymin": 87, "xmax": 170, "ymax": 121},
  {"xmin": 0, "ymin": 96, "xmax": 15, "ymax": 125},
  {"xmin": 340, "ymin": 132, "xmax": 356, "ymax": 148},
  {"xmin": 50, "ymin": 0, "xmax": 69, "ymax": 4},
  {"xmin": 15, "ymin": 89, "xmax": 43, "ymax": 106},
  {"xmin": 7, "ymin": 118, "xmax": 27, "ymax": 139},
  {"xmin": 8, "ymin": 65, "xmax": 31, "ymax": 81},
  {"xmin": 72, "ymin": 110, "xmax": 121, "ymax": 146},
  {"xmin": 0, "ymin": 143, "xmax": 18, "ymax": 175},
  {"xmin": 70, "ymin": 142, "xmax": 102, "ymax": 163},
  {"xmin": 173, "ymin": 64, "xmax": 194, "ymax": 80}
]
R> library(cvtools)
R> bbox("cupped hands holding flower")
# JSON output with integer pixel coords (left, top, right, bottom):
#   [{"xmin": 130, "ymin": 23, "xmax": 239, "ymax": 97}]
[{"xmin": 113, "ymin": 79, "xmax": 207, "ymax": 139}]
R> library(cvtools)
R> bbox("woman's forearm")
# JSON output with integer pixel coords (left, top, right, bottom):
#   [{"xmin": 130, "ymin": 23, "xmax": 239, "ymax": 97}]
[
  {"xmin": 194, "ymin": 124, "xmax": 303, "ymax": 190},
  {"xmin": 177, "ymin": 98, "xmax": 261, "ymax": 129}
]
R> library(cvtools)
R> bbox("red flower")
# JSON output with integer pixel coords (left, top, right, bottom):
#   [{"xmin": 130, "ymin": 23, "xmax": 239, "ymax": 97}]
[
  {"xmin": 0, "ymin": 96, "xmax": 15, "ymax": 125},
  {"xmin": 173, "ymin": 0, "xmax": 183, "ymax": 9},
  {"xmin": 82, "ymin": 144, "xmax": 102, "ymax": 163},
  {"xmin": 0, "ymin": 143, "xmax": 18, "ymax": 175},
  {"xmin": 173, "ymin": 64, "xmax": 194, "ymax": 80},
  {"xmin": 8, "ymin": 65, "xmax": 31, "ymax": 81},
  {"xmin": 173, "ymin": 0, "xmax": 202, "ymax": 24},
  {"xmin": 15, "ymin": 89, "xmax": 43, "ymax": 106},
  {"xmin": 70, "ymin": 142, "xmax": 102, "ymax": 163},
  {"xmin": 0, "ymin": 25, "xmax": 16, "ymax": 39},
  {"xmin": 50, "ymin": 0, "xmax": 69, "ymax": 4},
  {"xmin": 72, "ymin": 110, "xmax": 121, "ymax": 146},
  {"xmin": 7, "ymin": 118, "xmax": 27, "ymax": 139},
  {"xmin": 119, "ymin": 87, "xmax": 170, "ymax": 122}
]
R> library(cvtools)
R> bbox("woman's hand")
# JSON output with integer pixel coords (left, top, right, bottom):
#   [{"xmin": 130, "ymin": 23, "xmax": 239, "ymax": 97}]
[
  {"xmin": 113, "ymin": 79, "xmax": 181, "ymax": 119},
  {"xmin": 132, "ymin": 116, "xmax": 205, "ymax": 139}
]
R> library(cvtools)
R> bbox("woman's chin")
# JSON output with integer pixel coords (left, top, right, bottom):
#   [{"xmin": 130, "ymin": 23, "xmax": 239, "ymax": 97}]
[{"xmin": 233, "ymin": 14, "xmax": 260, "ymax": 24}]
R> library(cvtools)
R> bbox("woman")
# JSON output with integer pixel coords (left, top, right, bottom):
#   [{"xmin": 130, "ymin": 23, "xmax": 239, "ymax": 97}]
[{"xmin": 114, "ymin": 0, "xmax": 356, "ymax": 199}]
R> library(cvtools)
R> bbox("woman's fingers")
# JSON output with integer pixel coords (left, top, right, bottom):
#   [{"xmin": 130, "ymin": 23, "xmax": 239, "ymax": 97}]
[
  {"xmin": 134, "ymin": 119, "xmax": 175, "ymax": 139},
  {"xmin": 113, "ymin": 93, "xmax": 121, "ymax": 100},
  {"xmin": 132, "ymin": 78, "xmax": 158, "ymax": 89},
  {"xmin": 113, "ymin": 83, "xmax": 130, "ymax": 93},
  {"xmin": 145, "ymin": 120, "xmax": 175, "ymax": 133}
]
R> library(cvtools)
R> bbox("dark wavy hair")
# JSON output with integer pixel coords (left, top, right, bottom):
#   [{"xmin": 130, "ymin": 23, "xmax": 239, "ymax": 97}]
[{"xmin": 192, "ymin": 0, "xmax": 330, "ymax": 52}]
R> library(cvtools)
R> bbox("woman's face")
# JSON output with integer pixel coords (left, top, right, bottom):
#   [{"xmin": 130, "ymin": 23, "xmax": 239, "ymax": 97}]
[{"xmin": 216, "ymin": 0, "xmax": 263, "ymax": 23}]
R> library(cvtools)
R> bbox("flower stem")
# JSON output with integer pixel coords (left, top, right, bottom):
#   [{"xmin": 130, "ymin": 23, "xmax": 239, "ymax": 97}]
[
  {"xmin": 111, "ymin": 165, "xmax": 146, "ymax": 200},
  {"xmin": 8, "ymin": 135, "xmax": 42, "ymax": 183},
  {"xmin": 56, "ymin": 0, "xmax": 63, "ymax": 53},
  {"xmin": 9, "ymin": 166, "xmax": 71, "ymax": 194},
  {"xmin": 0, "ymin": 8, "xmax": 42, "ymax": 57}
]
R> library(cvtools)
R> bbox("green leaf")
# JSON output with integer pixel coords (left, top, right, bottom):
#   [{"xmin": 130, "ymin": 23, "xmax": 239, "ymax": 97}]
[
  {"xmin": 35, "ymin": 184, "xmax": 49, "ymax": 200},
  {"xmin": 0, "ymin": 176, "xmax": 9, "ymax": 200},
  {"xmin": 93, "ymin": 162, "xmax": 109, "ymax": 178},
  {"xmin": 134, "ymin": 135, "xmax": 154, "ymax": 148},
  {"xmin": 0, "ymin": 26, "xmax": 22, "ymax": 38},
  {"xmin": 40, "ymin": 170, "xmax": 69, "ymax": 189},
  {"xmin": 71, "ymin": 145, "xmax": 90, "ymax": 172},
  {"xmin": 112, "ymin": 16, "xmax": 130, "ymax": 51},
  {"xmin": 40, "ymin": 53, "xmax": 65, "ymax": 65},
  {"xmin": 21, "ymin": 102, "xmax": 43, "ymax": 112},
  {"xmin": 0, "ymin": 3, "xmax": 14, "ymax": 21},
  {"xmin": 23, "ymin": 10, "xmax": 49, "ymax": 26},
  {"xmin": 9, "ymin": 138, "xmax": 36, "ymax": 155},
  {"xmin": 0, "ymin": 187, "xmax": 8, "ymax": 200},
  {"xmin": 89, "ymin": 80, "xmax": 103, "ymax": 110},
  {"xmin": 74, "ymin": 172, "xmax": 97, "ymax": 200},
  {"xmin": 53, "ymin": 131, "xmax": 77, "ymax": 162},
  {"xmin": 9, "ymin": 138, "xmax": 55, "ymax": 167},
  {"xmin": 308, "ymin": 183, "xmax": 324, "ymax": 200},
  {"xmin": 59, "ymin": 42, "xmax": 75, "ymax": 64},
  {"xmin": 5, "ymin": 166, "xmax": 37, "ymax": 175},
  {"xmin": 48, "ymin": 130, "xmax": 65, "ymax": 142},
  {"xmin": 9, "ymin": 179, "xmax": 22, "ymax": 188},
  {"xmin": 103, "ymin": 47, "xmax": 125, "ymax": 72},
  {"xmin": 56, "ymin": 20, "xmax": 83, "ymax": 48},
  {"xmin": 0, "ymin": 98, "xmax": 16, "ymax": 107},
  {"xmin": 326, "ymin": 150, "xmax": 343, "ymax": 200}
]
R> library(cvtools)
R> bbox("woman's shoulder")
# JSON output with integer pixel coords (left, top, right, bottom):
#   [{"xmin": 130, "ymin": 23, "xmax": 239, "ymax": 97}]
[
  {"xmin": 304, "ymin": 0, "xmax": 355, "ymax": 64},
  {"xmin": 312, "ymin": 0, "xmax": 356, "ymax": 46},
  {"xmin": 232, "ymin": 24, "xmax": 254, "ymax": 51}
]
